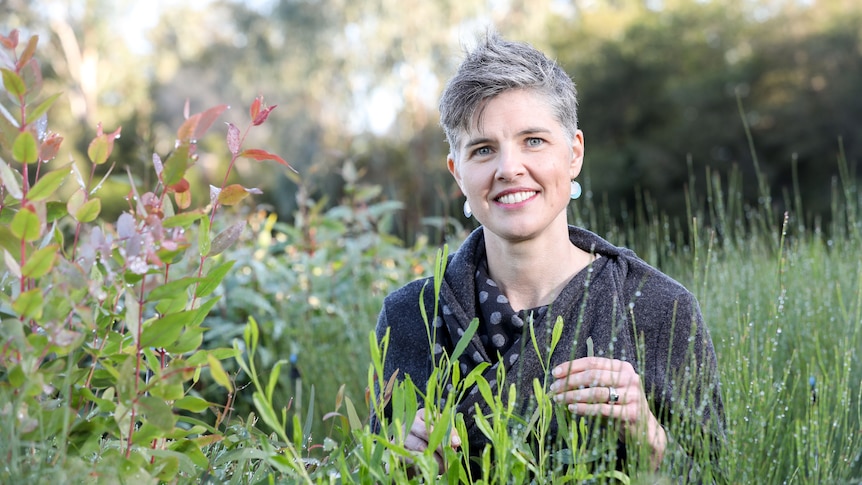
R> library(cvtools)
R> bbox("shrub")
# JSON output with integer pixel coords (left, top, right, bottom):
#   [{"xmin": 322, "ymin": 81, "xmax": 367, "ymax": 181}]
[{"xmin": 0, "ymin": 29, "xmax": 296, "ymax": 482}]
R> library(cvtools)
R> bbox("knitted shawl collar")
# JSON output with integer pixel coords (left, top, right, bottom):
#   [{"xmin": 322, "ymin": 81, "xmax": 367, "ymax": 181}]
[{"xmin": 433, "ymin": 226, "xmax": 639, "ymax": 446}]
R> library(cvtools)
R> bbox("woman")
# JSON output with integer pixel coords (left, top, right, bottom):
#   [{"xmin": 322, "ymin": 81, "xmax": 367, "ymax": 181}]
[{"xmin": 374, "ymin": 33, "xmax": 725, "ymax": 480}]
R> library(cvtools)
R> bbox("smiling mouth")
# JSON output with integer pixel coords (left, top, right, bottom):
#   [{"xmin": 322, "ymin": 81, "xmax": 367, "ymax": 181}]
[{"xmin": 496, "ymin": 191, "xmax": 537, "ymax": 204}]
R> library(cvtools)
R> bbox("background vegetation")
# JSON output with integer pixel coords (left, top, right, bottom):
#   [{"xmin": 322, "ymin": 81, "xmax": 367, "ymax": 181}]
[
  {"xmin": 1, "ymin": 0, "xmax": 861, "ymax": 483},
  {"xmin": 2, "ymin": 0, "xmax": 860, "ymax": 241}
]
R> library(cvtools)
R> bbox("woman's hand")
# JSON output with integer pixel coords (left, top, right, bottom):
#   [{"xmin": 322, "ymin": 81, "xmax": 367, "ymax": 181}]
[
  {"xmin": 550, "ymin": 357, "xmax": 667, "ymax": 468},
  {"xmin": 401, "ymin": 408, "xmax": 461, "ymax": 473}
]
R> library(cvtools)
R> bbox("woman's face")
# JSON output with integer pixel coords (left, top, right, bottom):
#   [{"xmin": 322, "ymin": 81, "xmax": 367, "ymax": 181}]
[{"xmin": 448, "ymin": 89, "xmax": 584, "ymax": 244}]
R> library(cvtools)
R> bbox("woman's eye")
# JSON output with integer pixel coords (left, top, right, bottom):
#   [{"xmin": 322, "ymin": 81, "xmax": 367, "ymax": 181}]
[{"xmin": 473, "ymin": 146, "xmax": 491, "ymax": 156}]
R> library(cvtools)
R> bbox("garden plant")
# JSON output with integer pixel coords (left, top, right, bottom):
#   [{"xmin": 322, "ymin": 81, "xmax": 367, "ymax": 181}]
[{"xmin": 2, "ymin": 28, "xmax": 862, "ymax": 484}]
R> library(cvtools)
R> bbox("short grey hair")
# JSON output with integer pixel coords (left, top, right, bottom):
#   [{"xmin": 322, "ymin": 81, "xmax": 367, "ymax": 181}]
[{"xmin": 439, "ymin": 32, "xmax": 579, "ymax": 156}]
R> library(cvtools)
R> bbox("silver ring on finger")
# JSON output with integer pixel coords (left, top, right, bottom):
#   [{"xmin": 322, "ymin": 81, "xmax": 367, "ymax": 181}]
[{"xmin": 608, "ymin": 386, "xmax": 620, "ymax": 404}]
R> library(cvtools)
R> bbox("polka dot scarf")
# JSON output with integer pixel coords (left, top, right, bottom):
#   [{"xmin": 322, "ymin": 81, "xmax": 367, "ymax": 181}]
[{"xmin": 474, "ymin": 255, "xmax": 548, "ymax": 361}]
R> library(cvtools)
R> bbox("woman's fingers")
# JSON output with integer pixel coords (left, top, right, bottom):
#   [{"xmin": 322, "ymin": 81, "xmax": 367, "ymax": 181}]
[
  {"xmin": 398, "ymin": 408, "xmax": 462, "ymax": 474},
  {"xmin": 552, "ymin": 385, "xmax": 621, "ymax": 405},
  {"xmin": 404, "ymin": 408, "xmax": 461, "ymax": 455},
  {"xmin": 568, "ymin": 402, "xmax": 633, "ymax": 421},
  {"xmin": 550, "ymin": 357, "xmax": 639, "ymax": 393}
]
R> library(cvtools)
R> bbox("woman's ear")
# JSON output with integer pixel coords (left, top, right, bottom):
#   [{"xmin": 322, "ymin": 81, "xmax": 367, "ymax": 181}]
[
  {"xmin": 447, "ymin": 154, "xmax": 464, "ymax": 193},
  {"xmin": 570, "ymin": 130, "xmax": 585, "ymax": 179}
]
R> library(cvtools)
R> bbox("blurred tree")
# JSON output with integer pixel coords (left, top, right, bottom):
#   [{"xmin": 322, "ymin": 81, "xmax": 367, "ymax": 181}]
[
  {"xmin": 3, "ymin": 0, "xmax": 860, "ymax": 241},
  {"xmin": 548, "ymin": 0, "xmax": 861, "ymax": 232}
]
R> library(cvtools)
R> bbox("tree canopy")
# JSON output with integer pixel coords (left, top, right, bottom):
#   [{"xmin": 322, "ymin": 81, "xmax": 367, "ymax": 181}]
[{"xmin": 2, "ymin": 0, "xmax": 859, "ymax": 241}]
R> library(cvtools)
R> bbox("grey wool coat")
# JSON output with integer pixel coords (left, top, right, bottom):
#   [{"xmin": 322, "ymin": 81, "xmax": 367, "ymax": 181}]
[{"xmin": 374, "ymin": 226, "xmax": 725, "ymax": 478}]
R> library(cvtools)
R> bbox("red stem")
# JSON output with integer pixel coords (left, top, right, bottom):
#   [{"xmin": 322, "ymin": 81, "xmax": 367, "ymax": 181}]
[
  {"xmin": 190, "ymin": 123, "xmax": 251, "ymax": 310},
  {"xmin": 125, "ymin": 278, "xmax": 147, "ymax": 458}
]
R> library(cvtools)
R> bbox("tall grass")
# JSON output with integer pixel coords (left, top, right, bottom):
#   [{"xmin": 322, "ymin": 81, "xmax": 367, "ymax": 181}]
[
  {"xmin": 199, "ymin": 137, "xmax": 862, "ymax": 482},
  {"xmin": 565, "ymin": 140, "xmax": 862, "ymax": 482}
]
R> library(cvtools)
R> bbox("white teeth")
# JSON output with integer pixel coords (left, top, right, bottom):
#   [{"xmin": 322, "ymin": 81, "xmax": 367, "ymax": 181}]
[{"xmin": 497, "ymin": 191, "xmax": 536, "ymax": 204}]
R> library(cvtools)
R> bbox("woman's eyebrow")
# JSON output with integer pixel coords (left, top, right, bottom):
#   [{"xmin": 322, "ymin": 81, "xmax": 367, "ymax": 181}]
[
  {"xmin": 517, "ymin": 127, "xmax": 552, "ymax": 136},
  {"xmin": 463, "ymin": 127, "xmax": 551, "ymax": 150},
  {"xmin": 463, "ymin": 137, "xmax": 493, "ymax": 151}
]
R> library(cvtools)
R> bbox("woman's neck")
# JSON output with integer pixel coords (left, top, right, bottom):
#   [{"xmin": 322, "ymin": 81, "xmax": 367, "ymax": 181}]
[{"xmin": 482, "ymin": 225, "xmax": 594, "ymax": 312}]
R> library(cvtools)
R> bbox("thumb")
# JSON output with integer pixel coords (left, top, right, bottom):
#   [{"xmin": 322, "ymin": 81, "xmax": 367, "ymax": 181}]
[{"xmin": 451, "ymin": 429, "xmax": 461, "ymax": 448}]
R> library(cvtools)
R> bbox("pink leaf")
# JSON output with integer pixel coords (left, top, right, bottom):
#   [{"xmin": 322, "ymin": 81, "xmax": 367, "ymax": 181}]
[
  {"xmin": 194, "ymin": 104, "xmax": 228, "ymax": 140},
  {"xmin": 239, "ymin": 148, "xmax": 296, "ymax": 172},
  {"xmin": 0, "ymin": 30, "xmax": 19, "ymax": 49},
  {"xmin": 153, "ymin": 153, "xmax": 163, "ymax": 177},
  {"xmin": 250, "ymin": 96, "xmax": 262, "ymax": 121},
  {"xmin": 177, "ymin": 113, "xmax": 201, "ymax": 142},
  {"xmin": 117, "ymin": 212, "xmax": 135, "ymax": 239},
  {"xmin": 252, "ymin": 105, "xmax": 277, "ymax": 126},
  {"xmin": 209, "ymin": 185, "xmax": 221, "ymax": 206},
  {"xmin": 226, "ymin": 123, "xmax": 241, "ymax": 155},
  {"xmin": 38, "ymin": 133, "xmax": 63, "ymax": 162}
]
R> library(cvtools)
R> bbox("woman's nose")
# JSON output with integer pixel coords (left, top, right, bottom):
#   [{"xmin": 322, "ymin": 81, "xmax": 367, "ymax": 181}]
[{"xmin": 495, "ymin": 147, "xmax": 525, "ymax": 180}]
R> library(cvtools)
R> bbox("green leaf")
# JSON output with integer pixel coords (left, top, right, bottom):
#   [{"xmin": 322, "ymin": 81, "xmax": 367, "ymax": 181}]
[
  {"xmin": 140, "ymin": 311, "xmax": 196, "ymax": 348},
  {"xmin": 345, "ymin": 396, "xmax": 362, "ymax": 431},
  {"xmin": 168, "ymin": 440, "xmax": 209, "ymax": 469},
  {"xmin": 66, "ymin": 189, "xmax": 85, "ymax": 219},
  {"xmin": 27, "ymin": 165, "xmax": 69, "ymax": 201},
  {"xmin": 87, "ymin": 134, "xmax": 109, "ymax": 165},
  {"xmin": 198, "ymin": 216, "xmax": 210, "ymax": 257},
  {"xmin": 174, "ymin": 396, "xmax": 211, "ymax": 413},
  {"xmin": 189, "ymin": 297, "xmax": 218, "ymax": 327},
  {"xmin": 164, "ymin": 327, "xmax": 204, "ymax": 354},
  {"xmin": 13, "ymin": 288, "xmax": 43, "ymax": 320},
  {"xmin": 217, "ymin": 184, "xmax": 254, "ymax": 206},
  {"xmin": 266, "ymin": 359, "xmax": 288, "ymax": 402},
  {"xmin": 154, "ymin": 291, "xmax": 188, "ymax": 316},
  {"xmin": 163, "ymin": 143, "xmax": 190, "ymax": 186},
  {"xmin": 12, "ymin": 131, "xmax": 38, "ymax": 164},
  {"xmin": 27, "ymin": 92, "xmax": 62, "ymax": 121},
  {"xmin": 21, "ymin": 243, "xmax": 58, "ymax": 279},
  {"xmin": 1, "ymin": 68, "xmax": 25, "ymax": 97},
  {"xmin": 10, "ymin": 207, "xmax": 40, "ymax": 241},
  {"xmin": 138, "ymin": 395, "xmax": 177, "ymax": 431},
  {"xmin": 74, "ymin": 197, "xmax": 101, "ymax": 222},
  {"xmin": 551, "ymin": 315, "xmax": 564, "ymax": 354},
  {"xmin": 80, "ymin": 387, "xmax": 117, "ymax": 413},
  {"xmin": 475, "ymin": 376, "xmax": 494, "ymax": 407},
  {"xmin": 148, "ymin": 276, "xmax": 201, "ymax": 301},
  {"xmin": 162, "ymin": 211, "xmax": 203, "ymax": 229},
  {"xmin": 125, "ymin": 290, "xmax": 140, "ymax": 345},
  {"xmin": 244, "ymin": 316, "xmax": 260, "ymax": 356},
  {"xmin": 46, "ymin": 201, "xmax": 67, "ymax": 222},
  {"xmin": 195, "ymin": 260, "xmax": 235, "ymax": 298},
  {"xmin": 8, "ymin": 364, "xmax": 25, "ymax": 387},
  {"xmin": 149, "ymin": 380, "xmax": 184, "ymax": 401},
  {"xmin": 207, "ymin": 354, "xmax": 232, "ymax": 391},
  {"xmin": 450, "ymin": 317, "xmax": 479, "ymax": 363},
  {"xmin": 252, "ymin": 391, "xmax": 284, "ymax": 438}
]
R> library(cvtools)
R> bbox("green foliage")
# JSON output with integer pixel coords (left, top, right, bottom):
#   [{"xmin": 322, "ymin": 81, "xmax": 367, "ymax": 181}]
[
  {"xmin": 0, "ymin": 31, "xmax": 291, "ymax": 483},
  {"xmin": 2, "ymin": 17, "xmax": 862, "ymax": 484},
  {"xmin": 203, "ymin": 159, "xmax": 426, "ymax": 441}
]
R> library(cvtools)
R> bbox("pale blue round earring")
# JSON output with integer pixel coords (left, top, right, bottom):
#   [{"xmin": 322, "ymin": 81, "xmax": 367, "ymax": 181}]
[
  {"xmin": 570, "ymin": 180, "xmax": 582, "ymax": 200},
  {"xmin": 463, "ymin": 200, "xmax": 472, "ymax": 218}
]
